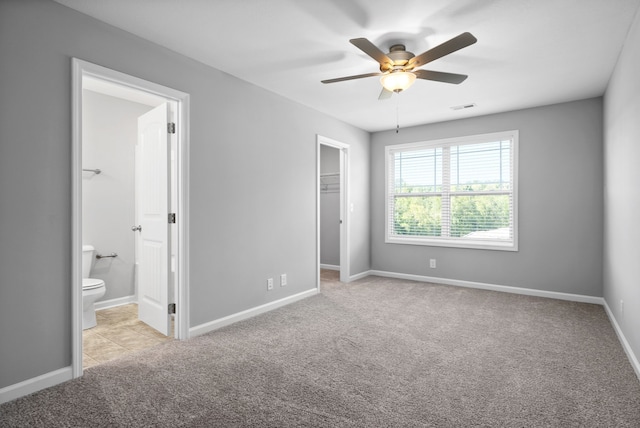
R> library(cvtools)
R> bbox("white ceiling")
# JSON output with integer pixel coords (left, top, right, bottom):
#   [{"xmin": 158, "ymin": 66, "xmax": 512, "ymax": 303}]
[{"xmin": 55, "ymin": 0, "xmax": 640, "ymax": 132}]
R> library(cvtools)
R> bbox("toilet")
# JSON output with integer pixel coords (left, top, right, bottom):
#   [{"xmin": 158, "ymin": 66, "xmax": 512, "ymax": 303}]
[{"xmin": 82, "ymin": 245, "xmax": 106, "ymax": 330}]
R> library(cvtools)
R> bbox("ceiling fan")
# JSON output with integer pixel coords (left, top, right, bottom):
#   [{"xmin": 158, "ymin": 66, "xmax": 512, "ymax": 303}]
[{"xmin": 322, "ymin": 32, "xmax": 477, "ymax": 100}]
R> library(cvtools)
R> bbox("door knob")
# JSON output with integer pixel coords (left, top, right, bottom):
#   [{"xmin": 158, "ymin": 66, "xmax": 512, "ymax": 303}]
[{"xmin": 131, "ymin": 225, "xmax": 142, "ymax": 232}]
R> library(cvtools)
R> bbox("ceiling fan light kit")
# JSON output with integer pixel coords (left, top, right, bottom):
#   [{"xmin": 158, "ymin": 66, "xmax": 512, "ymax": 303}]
[
  {"xmin": 322, "ymin": 32, "xmax": 477, "ymax": 98},
  {"xmin": 380, "ymin": 71, "xmax": 416, "ymax": 92}
]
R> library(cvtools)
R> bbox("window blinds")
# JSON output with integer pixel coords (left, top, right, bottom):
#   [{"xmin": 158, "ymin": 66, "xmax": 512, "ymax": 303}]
[{"xmin": 386, "ymin": 131, "xmax": 518, "ymax": 250}]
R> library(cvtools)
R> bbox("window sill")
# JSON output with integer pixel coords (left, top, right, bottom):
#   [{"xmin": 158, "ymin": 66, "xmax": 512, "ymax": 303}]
[{"xmin": 385, "ymin": 236, "xmax": 518, "ymax": 252}]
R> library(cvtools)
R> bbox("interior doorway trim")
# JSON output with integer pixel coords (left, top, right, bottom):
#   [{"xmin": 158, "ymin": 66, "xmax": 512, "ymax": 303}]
[
  {"xmin": 317, "ymin": 135, "xmax": 350, "ymax": 288},
  {"xmin": 71, "ymin": 58, "xmax": 190, "ymax": 378}
]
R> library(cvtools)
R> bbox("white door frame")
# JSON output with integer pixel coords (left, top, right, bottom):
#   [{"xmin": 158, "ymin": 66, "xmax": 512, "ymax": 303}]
[
  {"xmin": 317, "ymin": 135, "xmax": 350, "ymax": 287},
  {"xmin": 71, "ymin": 58, "xmax": 190, "ymax": 378}
]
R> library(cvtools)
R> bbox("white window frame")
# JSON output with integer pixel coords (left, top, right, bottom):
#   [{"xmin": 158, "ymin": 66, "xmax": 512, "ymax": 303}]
[{"xmin": 385, "ymin": 130, "xmax": 518, "ymax": 251}]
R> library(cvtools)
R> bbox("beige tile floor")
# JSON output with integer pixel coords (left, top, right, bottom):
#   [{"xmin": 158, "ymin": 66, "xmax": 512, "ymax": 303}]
[{"xmin": 83, "ymin": 304, "xmax": 174, "ymax": 369}]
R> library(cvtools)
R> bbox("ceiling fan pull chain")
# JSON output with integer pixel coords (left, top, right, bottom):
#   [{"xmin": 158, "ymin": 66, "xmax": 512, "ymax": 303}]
[{"xmin": 396, "ymin": 100, "xmax": 400, "ymax": 133}]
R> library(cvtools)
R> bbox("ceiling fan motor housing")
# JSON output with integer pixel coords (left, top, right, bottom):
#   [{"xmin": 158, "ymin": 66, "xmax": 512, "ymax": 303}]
[{"xmin": 380, "ymin": 44, "xmax": 415, "ymax": 72}]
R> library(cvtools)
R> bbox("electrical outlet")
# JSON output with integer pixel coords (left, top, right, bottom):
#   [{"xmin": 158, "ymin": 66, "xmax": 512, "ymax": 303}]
[
  {"xmin": 267, "ymin": 278, "xmax": 273, "ymax": 290},
  {"xmin": 620, "ymin": 299, "xmax": 624, "ymax": 315},
  {"xmin": 280, "ymin": 273, "xmax": 287, "ymax": 287},
  {"xmin": 429, "ymin": 259, "xmax": 436, "ymax": 269}
]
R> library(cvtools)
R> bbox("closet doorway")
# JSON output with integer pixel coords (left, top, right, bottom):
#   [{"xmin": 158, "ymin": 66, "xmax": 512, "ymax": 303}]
[{"xmin": 317, "ymin": 135, "xmax": 349, "ymax": 287}]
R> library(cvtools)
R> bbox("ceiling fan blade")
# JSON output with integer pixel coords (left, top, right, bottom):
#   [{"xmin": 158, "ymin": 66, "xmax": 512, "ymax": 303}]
[
  {"xmin": 378, "ymin": 88, "xmax": 393, "ymax": 100},
  {"xmin": 350, "ymin": 38, "xmax": 393, "ymax": 67},
  {"xmin": 408, "ymin": 32, "xmax": 477, "ymax": 69},
  {"xmin": 414, "ymin": 69, "xmax": 468, "ymax": 84},
  {"xmin": 321, "ymin": 72, "xmax": 382, "ymax": 84}
]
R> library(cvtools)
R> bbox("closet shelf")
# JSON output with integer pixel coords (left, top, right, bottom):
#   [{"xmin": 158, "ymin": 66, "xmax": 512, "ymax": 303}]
[{"xmin": 320, "ymin": 172, "xmax": 340, "ymax": 193}]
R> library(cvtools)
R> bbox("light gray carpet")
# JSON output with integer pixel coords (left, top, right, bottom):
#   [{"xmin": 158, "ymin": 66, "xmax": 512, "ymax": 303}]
[{"xmin": 2, "ymin": 274, "xmax": 640, "ymax": 427}]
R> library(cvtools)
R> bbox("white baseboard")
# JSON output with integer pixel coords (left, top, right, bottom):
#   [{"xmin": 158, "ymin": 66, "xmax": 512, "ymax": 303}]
[
  {"xmin": 368, "ymin": 270, "xmax": 605, "ymax": 305},
  {"xmin": 94, "ymin": 295, "xmax": 136, "ymax": 311},
  {"xmin": 602, "ymin": 300, "xmax": 640, "ymax": 380},
  {"xmin": 318, "ymin": 265, "xmax": 369, "ymax": 283},
  {"xmin": 189, "ymin": 288, "xmax": 319, "ymax": 337},
  {"xmin": 0, "ymin": 367, "xmax": 72, "ymax": 405},
  {"xmin": 349, "ymin": 270, "xmax": 372, "ymax": 282}
]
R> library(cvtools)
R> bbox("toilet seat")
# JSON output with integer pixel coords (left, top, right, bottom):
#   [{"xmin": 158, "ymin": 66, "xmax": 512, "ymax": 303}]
[{"xmin": 83, "ymin": 278, "xmax": 105, "ymax": 290}]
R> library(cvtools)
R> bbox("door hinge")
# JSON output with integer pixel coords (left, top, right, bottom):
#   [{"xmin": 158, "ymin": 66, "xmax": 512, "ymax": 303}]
[
  {"xmin": 168, "ymin": 213, "xmax": 176, "ymax": 224},
  {"xmin": 168, "ymin": 303, "xmax": 176, "ymax": 314},
  {"xmin": 167, "ymin": 122, "xmax": 176, "ymax": 134}
]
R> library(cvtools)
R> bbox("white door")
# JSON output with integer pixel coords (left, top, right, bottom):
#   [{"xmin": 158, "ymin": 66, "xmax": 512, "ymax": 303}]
[{"xmin": 136, "ymin": 103, "xmax": 171, "ymax": 335}]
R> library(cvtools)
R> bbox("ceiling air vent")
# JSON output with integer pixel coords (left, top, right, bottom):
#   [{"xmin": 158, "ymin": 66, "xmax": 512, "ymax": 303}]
[{"xmin": 450, "ymin": 103, "xmax": 477, "ymax": 111}]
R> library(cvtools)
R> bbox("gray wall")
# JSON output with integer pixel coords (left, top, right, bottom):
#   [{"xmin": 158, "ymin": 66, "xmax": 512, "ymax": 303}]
[
  {"xmin": 83, "ymin": 90, "xmax": 152, "ymax": 302},
  {"xmin": 0, "ymin": 0, "xmax": 370, "ymax": 389},
  {"xmin": 320, "ymin": 145, "xmax": 340, "ymax": 266},
  {"xmin": 371, "ymin": 98, "xmax": 604, "ymax": 296},
  {"xmin": 603, "ymin": 8, "xmax": 640, "ymax": 364}
]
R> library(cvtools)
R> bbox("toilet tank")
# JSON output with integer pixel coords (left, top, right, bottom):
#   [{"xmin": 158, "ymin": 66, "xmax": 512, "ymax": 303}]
[{"xmin": 82, "ymin": 245, "xmax": 95, "ymax": 278}]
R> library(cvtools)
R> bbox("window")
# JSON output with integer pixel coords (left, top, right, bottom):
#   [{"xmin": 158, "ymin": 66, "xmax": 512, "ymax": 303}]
[{"xmin": 385, "ymin": 130, "xmax": 518, "ymax": 251}]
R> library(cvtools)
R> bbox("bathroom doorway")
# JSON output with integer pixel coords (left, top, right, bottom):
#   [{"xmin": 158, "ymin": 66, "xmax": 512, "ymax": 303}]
[
  {"xmin": 317, "ymin": 135, "xmax": 350, "ymax": 287},
  {"xmin": 72, "ymin": 59, "xmax": 190, "ymax": 377}
]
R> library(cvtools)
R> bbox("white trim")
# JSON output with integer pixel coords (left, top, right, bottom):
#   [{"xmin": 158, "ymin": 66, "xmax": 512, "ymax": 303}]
[
  {"xmin": 384, "ymin": 236, "xmax": 518, "ymax": 251},
  {"xmin": 71, "ymin": 59, "xmax": 191, "ymax": 381},
  {"xmin": 369, "ymin": 270, "xmax": 605, "ymax": 305},
  {"xmin": 348, "ymin": 270, "xmax": 371, "ymax": 282},
  {"xmin": 0, "ymin": 367, "xmax": 72, "ymax": 405},
  {"xmin": 320, "ymin": 264, "xmax": 340, "ymax": 271},
  {"xmin": 190, "ymin": 289, "xmax": 319, "ymax": 337},
  {"xmin": 175, "ymin": 93, "xmax": 190, "ymax": 340},
  {"xmin": 317, "ymin": 135, "xmax": 351, "ymax": 288},
  {"xmin": 71, "ymin": 59, "xmax": 83, "ymax": 380},
  {"xmin": 94, "ymin": 295, "xmax": 136, "ymax": 311},
  {"xmin": 603, "ymin": 300, "xmax": 640, "ymax": 380}
]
